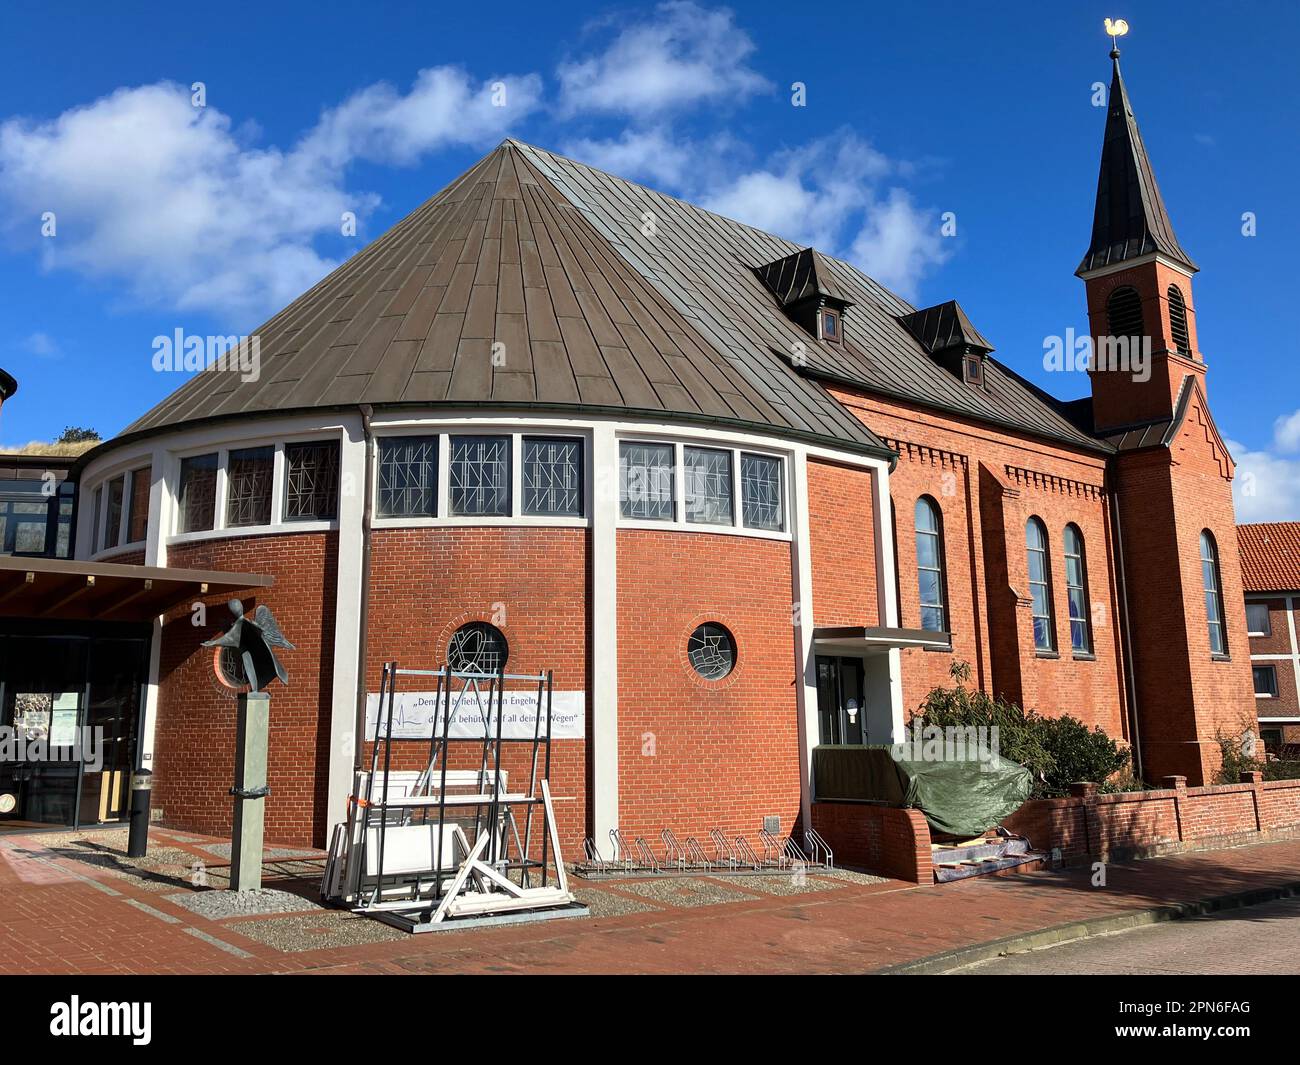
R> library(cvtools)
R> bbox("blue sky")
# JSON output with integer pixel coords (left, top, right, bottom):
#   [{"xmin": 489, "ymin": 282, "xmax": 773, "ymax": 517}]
[{"xmin": 1, "ymin": 0, "xmax": 1296, "ymax": 518}]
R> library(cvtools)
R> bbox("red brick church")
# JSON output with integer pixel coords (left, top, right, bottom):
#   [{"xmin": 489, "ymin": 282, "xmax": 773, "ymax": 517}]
[{"xmin": 9, "ymin": 46, "xmax": 1253, "ymax": 849}]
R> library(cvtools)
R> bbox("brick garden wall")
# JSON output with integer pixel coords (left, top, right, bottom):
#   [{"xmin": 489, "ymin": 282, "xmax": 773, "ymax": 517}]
[
  {"xmin": 1004, "ymin": 775, "xmax": 1300, "ymax": 865},
  {"xmin": 154, "ymin": 532, "xmax": 338, "ymax": 847},
  {"xmin": 810, "ymin": 802, "xmax": 932, "ymax": 883}
]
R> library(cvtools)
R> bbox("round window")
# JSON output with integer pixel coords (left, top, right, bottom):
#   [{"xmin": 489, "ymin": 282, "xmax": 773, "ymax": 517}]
[
  {"xmin": 687, "ymin": 623, "xmax": 736, "ymax": 680},
  {"xmin": 448, "ymin": 622, "xmax": 509, "ymax": 675}
]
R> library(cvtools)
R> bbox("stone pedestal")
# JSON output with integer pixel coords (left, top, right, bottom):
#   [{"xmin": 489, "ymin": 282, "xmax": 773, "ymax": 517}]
[{"xmin": 230, "ymin": 692, "xmax": 270, "ymax": 892}]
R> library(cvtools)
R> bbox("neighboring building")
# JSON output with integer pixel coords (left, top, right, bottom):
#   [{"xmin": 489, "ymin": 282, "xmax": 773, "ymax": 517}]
[
  {"xmin": 3, "ymin": 46, "xmax": 1257, "ymax": 847},
  {"xmin": 1238, "ymin": 522, "xmax": 1300, "ymax": 753},
  {"xmin": 0, "ymin": 453, "xmax": 76, "ymax": 558}
]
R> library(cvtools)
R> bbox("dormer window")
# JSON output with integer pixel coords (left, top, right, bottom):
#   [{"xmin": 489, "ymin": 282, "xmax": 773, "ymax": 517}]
[
  {"xmin": 820, "ymin": 308, "xmax": 841, "ymax": 343},
  {"xmin": 897, "ymin": 300, "xmax": 994, "ymax": 391},
  {"xmin": 755, "ymin": 247, "xmax": 853, "ymax": 348}
]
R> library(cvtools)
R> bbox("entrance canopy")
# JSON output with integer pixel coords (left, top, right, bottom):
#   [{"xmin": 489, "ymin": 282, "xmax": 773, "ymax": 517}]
[
  {"xmin": 0, "ymin": 556, "xmax": 272, "ymax": 622},
  {"xmin": 812, "ymin": 625, "xmax": 951, "ymax": 656}
]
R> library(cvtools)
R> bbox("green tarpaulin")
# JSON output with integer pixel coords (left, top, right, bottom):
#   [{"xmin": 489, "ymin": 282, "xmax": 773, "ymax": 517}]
[{"xmin": 813, "ymin": 745, "xmax": 1032, "ymax": 838}]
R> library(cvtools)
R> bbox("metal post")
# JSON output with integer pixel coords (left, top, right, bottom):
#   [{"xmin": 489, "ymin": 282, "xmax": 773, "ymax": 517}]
[
  {"xmin": 126, "ymin": 768, "xmax": 152, "ymax": 858},
  {"xmin": 230, "ymin": 691, "xmax": 270, "ymax": 892}
]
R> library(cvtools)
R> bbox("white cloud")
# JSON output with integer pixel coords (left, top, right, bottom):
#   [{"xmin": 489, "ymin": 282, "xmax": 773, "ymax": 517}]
[
  {"xmin": 560, "ymin": 127, "xmax": 738, "ymax": 191},
  {"xmin": 848, "ymin": 188, "xmax": 949, "ymax": 301},
  {"xmin": 298, "ymin": 67, "xmax": 542, "ymax": 168},
  {"xmin": 557, "ymin": 1, "xmax": 770, "ymax": 117},
  {"xmin": 0, "ymin": 69, "xmax": 540, "ymax": 321},
  {"xmin": 1228, "ymin": 414, "xmax": 1300, "ymax": 522},
  {"xmin": 1273, "ymin": 408, "xmax": 1300, "ymax": 453},
  {"xmin": 706, "ymin": 136, "xmax": 946, "ymax": 301},
  {"xmin": 561, "ymin": 129, "xmax": 948, "ymax": 301},
  {"xmin": 21, "ymin": 331, "xmax": 60, "ymax": 358}
]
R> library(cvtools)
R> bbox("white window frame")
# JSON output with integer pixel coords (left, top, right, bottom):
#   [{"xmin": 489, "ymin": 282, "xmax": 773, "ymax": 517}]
[
  {"xmin": 617, "ymin": 435, "xmax": 791, "ymax": 542},
  {"xmin": 370, "ymin": 425, "xmax": 593, "ymax": 530},
  {"xmin": 165, "ymin": 428, "xmax": 340, "ymax": 546},
  {"xmin": 1246, "ymin": 600, "xmax": 1273, "ymax": 638}
]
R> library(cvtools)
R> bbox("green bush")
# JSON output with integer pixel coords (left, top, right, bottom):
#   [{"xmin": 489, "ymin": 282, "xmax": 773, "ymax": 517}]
[
  {"xmin": 1214, "ymin": 722, "xmax": 1300, "ymax": 783},
  {"xmin": 912, "ymin": 661, "xmax": 1133, "ymax": 799}
]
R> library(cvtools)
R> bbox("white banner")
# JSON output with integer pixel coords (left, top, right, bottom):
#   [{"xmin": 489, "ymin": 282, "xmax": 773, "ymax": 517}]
[{"xmin": 365, "ymin": 689, "xmax": 585, "ymax": 740}]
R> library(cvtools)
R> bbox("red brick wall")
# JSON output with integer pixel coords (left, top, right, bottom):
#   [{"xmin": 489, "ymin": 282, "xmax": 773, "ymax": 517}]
[
  {"xmin": 811, "ymin": 802, "xmax": 932, "ymax": 882},
  {"xmin": 807, "ymin": 459, "xmax": 877, "ymax": 627},
  {"xmin": 362, "ymin": 527, "xmax": 590, "ymax": 855},
  {"xmin": 1004, "ymin": 777, "xmax": 1300, "ymax": 864},
  {"xmin": 154, "ymin": 532, "xmax": 338, "ymax": 847},
  {"xmin": 615, "ymin": 529, "xmax": 800, "ymax": 843},
  {"xmin": 829, "ymin": 386, "xmax": 1127, "ymax": 735}
]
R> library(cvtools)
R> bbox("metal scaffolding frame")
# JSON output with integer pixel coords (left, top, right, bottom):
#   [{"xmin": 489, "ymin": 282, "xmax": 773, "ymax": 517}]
[{"xmin": 322, "ymin": 660, "xmax": 584, "ymax": 931}]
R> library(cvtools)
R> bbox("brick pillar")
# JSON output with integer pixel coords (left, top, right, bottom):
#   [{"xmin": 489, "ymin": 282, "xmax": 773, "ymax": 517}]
[
  {"xmin": 1163, "ymin": 775, "xmax": 1187, "ymax": 842},
  {"xmin": 1241, "ymin": 770, "xmax": 1263, "ymax": 832},
  {"xmin": 1070, "ymin": 781, "xmax": 1099, "ymax": 858}
]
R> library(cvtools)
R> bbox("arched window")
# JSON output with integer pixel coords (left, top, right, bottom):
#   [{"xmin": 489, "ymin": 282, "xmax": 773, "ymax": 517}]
[
  {"xmin": 1167, "ymin": 285, "xmax": 1190, "ymax": 356},
  {"xmin": 1200, "ymin": 531, "xmax": 1227, "ymax": 656},
  {"xmin": 914, "ymin": 496, "xmax": 947, "ymax": 633},
  {"xmin": 1063, "ymin": 524, "xmax": 1091, "ymax": 654},
  {"xmin": 448, "ymin": 622, "xmax": 509, "ymax": 675},
  {"xmin": 1026, "ymin": 518, "xmax": 1055, "ymax": 651}
]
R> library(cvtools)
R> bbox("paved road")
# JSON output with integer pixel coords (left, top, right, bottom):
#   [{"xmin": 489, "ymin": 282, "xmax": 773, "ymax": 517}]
[{"xmin": 955, "ymin": 896, "xmax": 1300, "ymax": 974}]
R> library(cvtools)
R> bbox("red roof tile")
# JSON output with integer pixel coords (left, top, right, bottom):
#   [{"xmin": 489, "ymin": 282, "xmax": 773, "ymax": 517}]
[{"xmin": 1237, "ymin": 522, "xmax": 1300, "ymax": 592}]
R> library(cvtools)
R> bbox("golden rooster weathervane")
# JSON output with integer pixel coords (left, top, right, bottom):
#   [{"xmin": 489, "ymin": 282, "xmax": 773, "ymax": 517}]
[{"xmin": 1104, "ymin": 17, "xmax": 1129, "ymax": 57}]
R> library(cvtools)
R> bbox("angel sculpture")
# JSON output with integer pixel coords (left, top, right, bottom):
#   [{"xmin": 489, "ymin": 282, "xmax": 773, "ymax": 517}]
[{"xmin": 202, "ymin": 599, "xmax": 295, "ymax": 692}]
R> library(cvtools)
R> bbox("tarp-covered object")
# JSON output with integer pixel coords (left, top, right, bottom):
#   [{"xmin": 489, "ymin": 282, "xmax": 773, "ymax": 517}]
[{"xmin": 813, "ymin": 745, "xmax": 1032, "ymax": 838}]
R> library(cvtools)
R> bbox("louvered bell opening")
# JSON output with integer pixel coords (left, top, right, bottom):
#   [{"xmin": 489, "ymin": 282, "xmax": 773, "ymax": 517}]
[
  {"xmin": 1105, "ymin": 285, "xmax": 1145, "ymax": 349},
  {"xmin": 1167, "ymin": 285, "xmax": 1191, "ymax": 356}
]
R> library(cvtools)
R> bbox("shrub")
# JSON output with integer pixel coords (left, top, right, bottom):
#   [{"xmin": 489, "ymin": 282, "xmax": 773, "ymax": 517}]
[{"xmin": 912, "ymin": 661, "xmax": 1132, "ymax": 799}]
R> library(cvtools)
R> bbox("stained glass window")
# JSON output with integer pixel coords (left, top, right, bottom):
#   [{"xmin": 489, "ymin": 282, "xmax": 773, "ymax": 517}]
[
  {"xmin": 225, "ymin": 446, "xmax": 274, "ymax": 528},
  {"xmin": 688, "ymin": 623, "xmax": 736, "ymax": 680},
  {"xmin": 283, "ymin": 441, "xmax": 340, "ymax": 521},
  {"xmin": 741, "ymin": 453, "xmax": 783, "ymax": 531},
  {"xmin": 378, "ymin": 436, "xmax": 438, "ymax": 518},
  {"xmin": 1064, "ymin": 524, "xmax": 1091, "ymax": 653},
  {"xmin": 1026, "ymin": 518, "xmax": 1055, "ymax": 651},
  {"xmin": 177, "ymin": 453, "xmax": 217, "ymax": 533},
  {"xmin": 915, "ymin": 496, "xmax": 946, "ymax": 633},
  {"xmin": 619, "ymin": 442, "xmax": 674, "ymax": 521},
  {"xmin": 448, "ymin": 622, "xmax": 509, "ymax": 675},
  {"xmin": 449, "ymin": 435, "xmax": 510, "ymax": 516},
  {"xmin": 684, "ymin": 446, "xmax": 732, "ymax": 525},
  {"xmin": 523, "ymin": 437, "xmax": 583, "ymax": 517}
]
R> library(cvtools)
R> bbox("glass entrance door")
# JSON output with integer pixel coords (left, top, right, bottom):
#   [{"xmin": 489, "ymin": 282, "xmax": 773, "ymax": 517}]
[
  {"xmin": 815, "ymin": 655, "xmax": 866, "ymax": 745},
  {"xmin": 0, "ymin": 631, "xmax": 147, "ymax": 831}
]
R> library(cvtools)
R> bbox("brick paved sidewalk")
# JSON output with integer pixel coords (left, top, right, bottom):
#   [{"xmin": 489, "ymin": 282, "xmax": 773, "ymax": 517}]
[{"xmin": 3, "ymin": 826, "xmax": 1299, "ymax": 975}]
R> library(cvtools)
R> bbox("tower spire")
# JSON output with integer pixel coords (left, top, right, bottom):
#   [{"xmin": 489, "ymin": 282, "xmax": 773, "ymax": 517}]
[{"xmin": 1077, "ymin": 25, "xmax": 1197, "ymax": 276}]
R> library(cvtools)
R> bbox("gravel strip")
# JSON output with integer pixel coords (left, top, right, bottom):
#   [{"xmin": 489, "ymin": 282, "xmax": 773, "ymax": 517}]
[
  {"xmin": 198, "ymin": 842, "xmax": 324, "ymax": 860},
  {"xmin": 165, "ymin": 888, "xmax": 325, "ymax": 920},
  {"xmin": 571, "ymin": 886, "xmax": 658, "ymax": 918},
  {"xmin": 815, "ymin": 868, "xmax": 892, "ymax": 886},
  {"xmin": 733, "ymin": 872, "xmax": 844, "ymax": 896},
  {"xmin": 612, "ymin": 876, "xmax": 756, "ymax": 908},
  {"xmin": 232, "ymin": 909, "xmax": 407, "ymax": 952}
]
